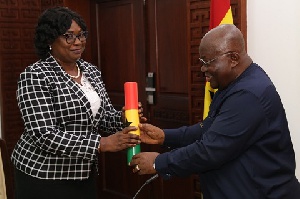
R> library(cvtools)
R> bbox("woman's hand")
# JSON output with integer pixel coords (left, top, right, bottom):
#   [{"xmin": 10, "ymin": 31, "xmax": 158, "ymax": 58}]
[
  {"xmin": 121, "ymin": 102, "xmax": 147, "ymax": 124},
  {"xmin": 99, "ymin": 126, "xmax": 140, "ymax": 152},
  {"xmin": 139, "ymin": 123, "xmax": 165, "ymax": 145},
  {"xmin": 137, "ymin": 102, "xmax": 147, "ymax": 123}
]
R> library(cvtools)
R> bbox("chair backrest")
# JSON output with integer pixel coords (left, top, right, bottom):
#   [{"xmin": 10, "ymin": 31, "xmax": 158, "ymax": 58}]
[{"xmin": 0, "ymin": 139, "xmax": 14, "ymax": 199}]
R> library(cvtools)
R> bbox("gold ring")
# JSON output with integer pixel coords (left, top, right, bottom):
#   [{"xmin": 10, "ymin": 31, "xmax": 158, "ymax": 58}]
[{"xmin": 135, "ymin": 165, "xmax": 140, "ymax": 171}]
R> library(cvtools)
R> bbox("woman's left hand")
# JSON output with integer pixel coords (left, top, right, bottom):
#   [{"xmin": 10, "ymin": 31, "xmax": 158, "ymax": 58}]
[{"xmin": 122, "ymin": 102, "xmax": 147, "ymax": 124}]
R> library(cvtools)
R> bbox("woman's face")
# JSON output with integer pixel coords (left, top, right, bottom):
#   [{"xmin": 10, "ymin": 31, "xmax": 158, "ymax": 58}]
[{"xmin": 51, "ymin": 20, "xmax": 86, "ymax": 64}]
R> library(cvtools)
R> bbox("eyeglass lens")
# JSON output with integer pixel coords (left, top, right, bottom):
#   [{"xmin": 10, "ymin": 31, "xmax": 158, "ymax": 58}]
[{"xmin": 64, "ymin": 31, "xmax": 88, "ymax": 44}]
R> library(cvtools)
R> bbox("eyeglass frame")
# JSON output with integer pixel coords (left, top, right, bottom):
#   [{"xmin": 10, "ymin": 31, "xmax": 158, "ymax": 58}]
[
  {"xmin": 61, "ymin": 31, "xmax": 88, "ymax": 44},
  {"xmin": 199, "ymin": 51, "xmax": 235, "ymax": 67}
]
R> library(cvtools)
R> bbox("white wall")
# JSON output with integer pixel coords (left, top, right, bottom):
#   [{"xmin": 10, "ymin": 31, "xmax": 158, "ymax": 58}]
[{"xmin": 247, "ymin": 0, "xmax": 300, "ymax": 179}]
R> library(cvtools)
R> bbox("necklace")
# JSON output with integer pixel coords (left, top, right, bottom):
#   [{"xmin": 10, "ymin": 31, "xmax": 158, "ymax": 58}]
[{"xmin": 69, "ymin": 64, "xmax": 80, "ymax": 79}]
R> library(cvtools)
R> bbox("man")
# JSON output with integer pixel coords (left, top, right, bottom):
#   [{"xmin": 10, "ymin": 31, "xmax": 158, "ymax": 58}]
[{"xmin": 130, "ymin": 24, "xmax": 300, "ymax": 198}]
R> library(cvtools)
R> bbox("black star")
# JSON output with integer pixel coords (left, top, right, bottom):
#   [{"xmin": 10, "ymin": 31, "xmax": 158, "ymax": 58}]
[{"xmin": 122, "ymin": 118, "xmax": 132, "ymax": 128}]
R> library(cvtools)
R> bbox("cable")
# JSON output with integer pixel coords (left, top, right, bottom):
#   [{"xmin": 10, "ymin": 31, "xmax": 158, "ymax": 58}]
[{"xmin": 132, "ymin": 174, "xmax": 159, "ymax": 199}]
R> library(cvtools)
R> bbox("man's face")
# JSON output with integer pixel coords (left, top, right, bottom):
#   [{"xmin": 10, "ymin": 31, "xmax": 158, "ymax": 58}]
[{"xmin": 199, "ymin": 49, "xmax": 235, "ymax": 90}]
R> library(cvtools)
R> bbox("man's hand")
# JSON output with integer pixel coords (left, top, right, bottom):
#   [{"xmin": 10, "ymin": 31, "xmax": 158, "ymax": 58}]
[
  {"xmin": 130, "ymin": 152, "xmax": 159, "ymax": 175},
  {"xmin": 139, "ymin": 123, "xmax": 165, "ymax": 145}
]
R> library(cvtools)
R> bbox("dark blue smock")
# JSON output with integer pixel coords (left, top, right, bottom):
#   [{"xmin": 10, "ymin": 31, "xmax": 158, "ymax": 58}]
[{"xmin": 155, "ymin": 63, "xmax": 300, "ymax": 198}]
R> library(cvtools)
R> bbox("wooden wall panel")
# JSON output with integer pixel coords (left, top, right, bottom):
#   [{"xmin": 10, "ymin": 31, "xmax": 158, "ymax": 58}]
[
  {"xmin": 0, "ymin": 0, "xmax": 41, "ymax": 154},
  {"xmin": 188, "ymin": 0, "xmax": 211, "ymax": 124}
]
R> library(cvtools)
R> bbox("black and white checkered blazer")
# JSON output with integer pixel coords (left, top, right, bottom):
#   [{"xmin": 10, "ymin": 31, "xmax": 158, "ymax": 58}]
[{"xmin": 11, "ymin": 55, "xmax": 123, "ymax": 180}]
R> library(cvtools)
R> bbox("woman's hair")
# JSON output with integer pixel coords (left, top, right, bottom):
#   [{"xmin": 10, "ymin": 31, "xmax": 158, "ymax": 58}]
[{"xmin": 34, "ymin": 7, "xmax": 87, "ymax": 59}]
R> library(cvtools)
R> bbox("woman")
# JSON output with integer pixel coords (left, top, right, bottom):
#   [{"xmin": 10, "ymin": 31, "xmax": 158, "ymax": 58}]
[{"xmin": 11, "ymin": 7, "xmax": 141, "ymax": 199}]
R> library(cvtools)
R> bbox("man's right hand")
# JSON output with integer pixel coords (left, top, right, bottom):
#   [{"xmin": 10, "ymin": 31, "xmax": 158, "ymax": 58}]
[{"xmin": 139, "ymin": 123, "xmax": 165, "ymax": 145}]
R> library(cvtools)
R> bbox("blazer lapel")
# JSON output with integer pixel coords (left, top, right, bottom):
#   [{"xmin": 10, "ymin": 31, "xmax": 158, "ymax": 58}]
[
  {"xmin": 80, "ymin": 62, "xmax": 105, "ymax": 127},
  {"xmin": 48, "ymin": 56, "xmax": 94, "ymax": 122}
]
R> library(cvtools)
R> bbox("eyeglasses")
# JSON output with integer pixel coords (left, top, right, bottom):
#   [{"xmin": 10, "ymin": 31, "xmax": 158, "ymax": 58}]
[
  {"xmin": 199, "ymin": 51, "xmax": 234, "ymax": 67},
  {"xmin": 61, "ymin": 31, "xmax": 88, "ymax": 44}
]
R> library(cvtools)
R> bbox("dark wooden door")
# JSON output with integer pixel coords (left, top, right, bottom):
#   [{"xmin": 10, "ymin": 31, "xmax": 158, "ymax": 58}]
[
  {"xmin": 94, "ymin": 0, "xmax": 194, "ymax": 198},
  {"xmin": 146, "ymin": 0, "xmax": 190, "ymax": 128},
  {"xmin": 95, "ymin": 0, "xmax": 150, "ymax": 199},
  {"xmin": 143, "ymin": 0, "xmax": 195, "ymax": 199}
]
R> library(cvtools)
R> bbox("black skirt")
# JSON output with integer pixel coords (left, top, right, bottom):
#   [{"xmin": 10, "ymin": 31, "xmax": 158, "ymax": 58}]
[{"xmin": 14, "ymin": 168, "xmax": 98, "ymax": 199}]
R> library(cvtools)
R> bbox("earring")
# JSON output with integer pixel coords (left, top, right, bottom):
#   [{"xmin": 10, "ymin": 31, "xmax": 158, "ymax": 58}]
[{"xmin": 49, "ymin": 45, "xmax": 52, "ymax": 51}]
